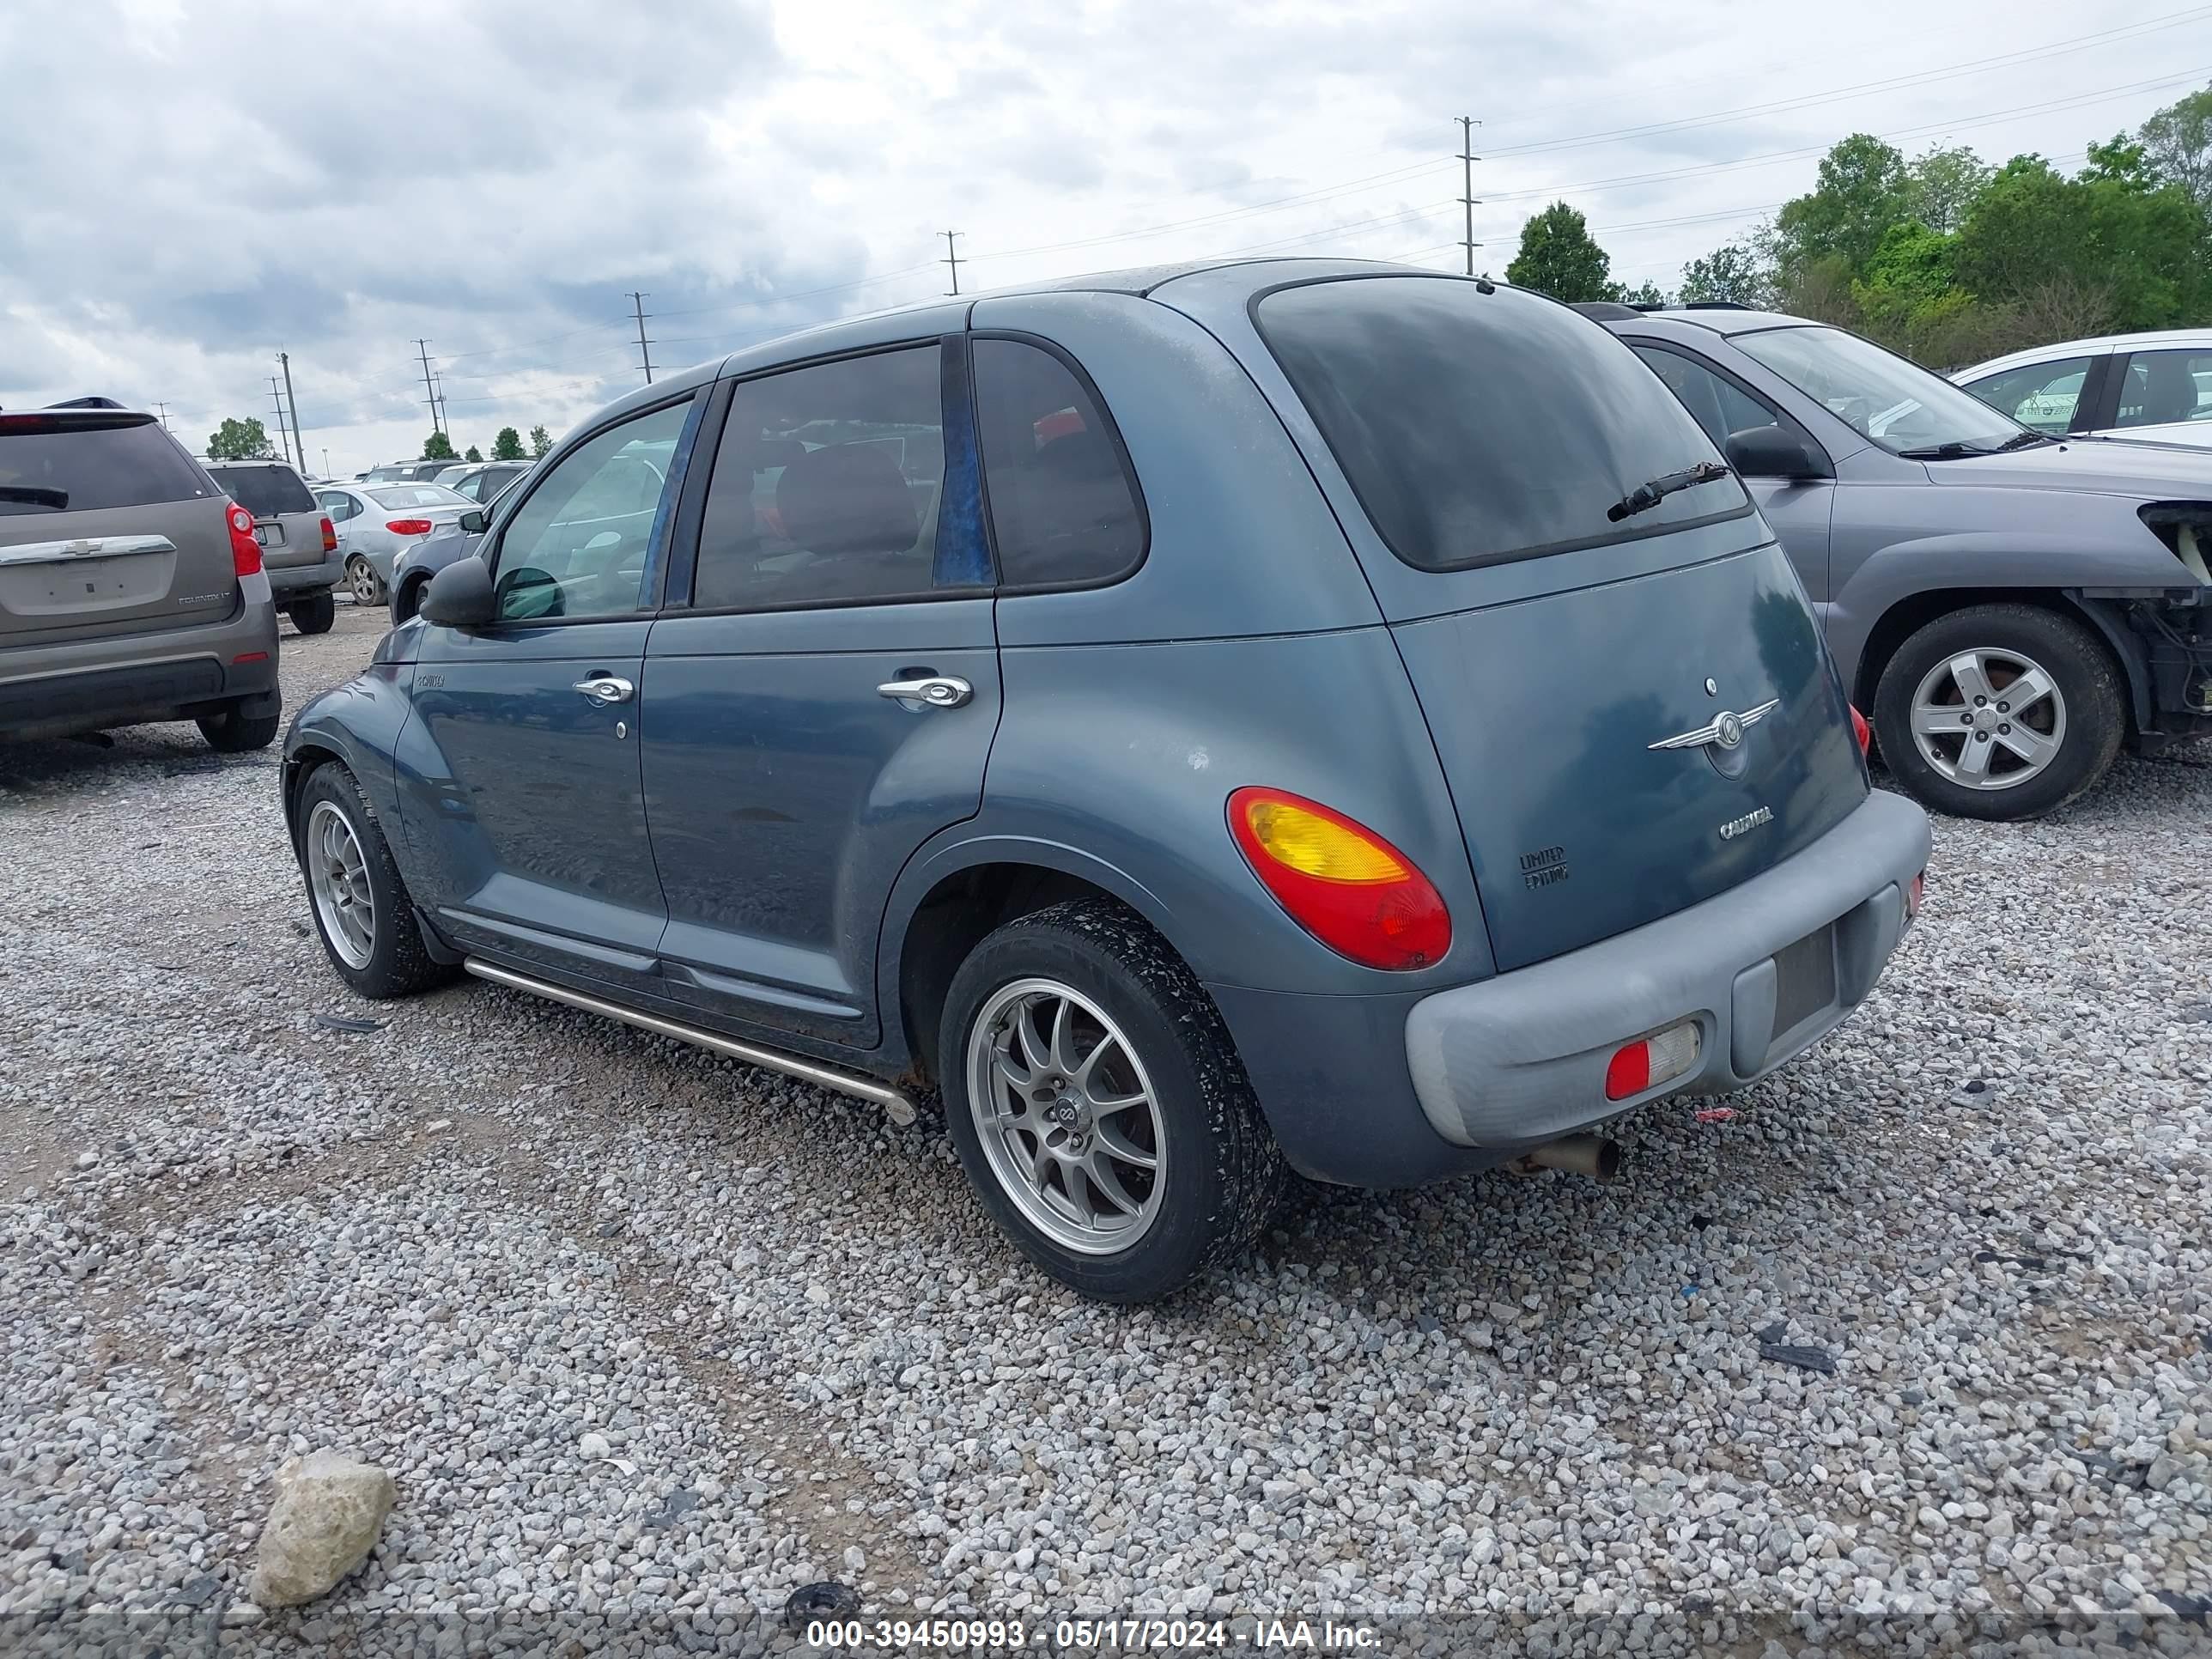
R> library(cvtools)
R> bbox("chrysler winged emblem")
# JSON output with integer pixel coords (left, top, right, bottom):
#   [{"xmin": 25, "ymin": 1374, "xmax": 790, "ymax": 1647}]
[{"xmin": 1649, "ymin": 697, "xmax": 1780, "ymax": 752}]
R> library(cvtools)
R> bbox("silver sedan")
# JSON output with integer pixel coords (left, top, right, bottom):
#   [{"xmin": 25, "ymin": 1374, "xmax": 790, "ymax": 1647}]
[{"xmin": 313, "ymin": 482, "xmax": 477, "ymax": 605}]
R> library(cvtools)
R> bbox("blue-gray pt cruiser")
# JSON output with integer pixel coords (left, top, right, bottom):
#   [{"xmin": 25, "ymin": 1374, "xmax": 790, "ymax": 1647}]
[{"xmin": 284, "ymin": 258, "xmax": 1931, "ymax": 1302}]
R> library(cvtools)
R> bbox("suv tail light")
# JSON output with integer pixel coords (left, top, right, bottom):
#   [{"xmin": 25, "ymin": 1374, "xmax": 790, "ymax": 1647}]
[
  {"xmin": 320, "ymin": 515, "xmax": 337, "ymax": 553},
  {"xmin": 386, "ymin": 518, "xmax": 434, "ymax": 537},
  {"xmin": 1227, "ymin": 787, "xmax": 1450, "ymax": 969},
  {"xmin": 224, "ymin": 500, "xmax": 263, "ymax": 577},
  {"xmin": 1850, "ymin": 704, "xmax": 1870, "ymax": 757}
]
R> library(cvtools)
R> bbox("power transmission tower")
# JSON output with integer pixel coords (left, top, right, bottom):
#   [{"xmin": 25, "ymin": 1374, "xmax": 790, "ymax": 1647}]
[
  {"xmin": 267, "ymin": 376, "xmax": 296, "ymax": 468},
  {"xmin": 279, "ymin": 351, "xmax": 304, "ymax": 471},
  {"xmin": 415, "ymin": 339, "xmax": 441, "ymax": 436},
  {"xmin": 941, "ymin": 231, "xmax": 963, "ymax": 296},
  {"xmin": 629, "ymin": 291, "xmax": 655, "ymax": 384},
  {"xmin": 1456, "ymin": 116, "xmax": 1483, "ymax": 276}
]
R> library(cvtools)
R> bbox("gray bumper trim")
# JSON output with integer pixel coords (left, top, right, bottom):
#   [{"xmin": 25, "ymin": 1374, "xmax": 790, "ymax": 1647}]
[{"xmin": 1406, "ymin": 789, "xmax": 1930, "ymax": 1148}]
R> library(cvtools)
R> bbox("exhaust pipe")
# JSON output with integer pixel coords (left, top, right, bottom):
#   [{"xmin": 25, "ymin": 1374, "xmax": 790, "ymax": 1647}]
[{"xmin": 1511, "ymin": 1133, "xmax": 1620, "ymax": 1182}]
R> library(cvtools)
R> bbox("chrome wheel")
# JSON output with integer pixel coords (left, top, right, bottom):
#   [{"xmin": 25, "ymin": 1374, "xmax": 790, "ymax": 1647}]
[
  {"xmin": 1909, "ymin": 647, "xmax": 2067, "ymax": 792},
  {"xmin": 965, "ymin": 978, "xmax": 1165, "ymax": 1256},
  {"xmin": 306, "ymin": 799, "xmax": 375, "ymax": 969},
  {"xmin": 347, "ymin": 556, "xmax": 381, "ymax": 605}
]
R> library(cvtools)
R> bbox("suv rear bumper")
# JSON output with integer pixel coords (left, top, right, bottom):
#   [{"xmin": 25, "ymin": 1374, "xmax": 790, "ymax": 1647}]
[
  {"xmin": 0, "ymin": 588, "xmax": 280, "ymax": 740},
  {"xmin": 1405, "ymin": 788, "xmax": 1929, "ymax": 1149},
  {"xmin": 268, "ymin": 555, "xmax": 342, "ymax": 599}
]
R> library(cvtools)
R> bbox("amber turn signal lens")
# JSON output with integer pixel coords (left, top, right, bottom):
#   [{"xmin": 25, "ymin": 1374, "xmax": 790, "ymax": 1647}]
[{"xmin": 1228, "ymin": 787, "xmax": 1450, "ymax": 970}]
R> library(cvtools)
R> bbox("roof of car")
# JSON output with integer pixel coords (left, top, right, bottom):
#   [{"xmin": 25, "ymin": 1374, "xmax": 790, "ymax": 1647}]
[
  {"xmin": 1957, "ymin": 328, "xmax": 2212, "ymax": 378},
  {"xmin": 1606, "ymin": 306, "xmax": 1814, "ymax": 337}
]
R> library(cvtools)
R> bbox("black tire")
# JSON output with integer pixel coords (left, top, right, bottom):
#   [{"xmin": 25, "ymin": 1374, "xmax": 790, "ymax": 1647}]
[
  {"xmin": 939, "ymin": 897, "xmax": 1287, "ymax": 1303},
  {"xmin": 391, "ymin": 575, "xmax": 426, "ymax": 625},
  {"xmin": 293, "ymin": 763, "xmax": 458, "ymax": 999},
  {"xmin": 346, "ymin": 555, "xmax": 386, "ymax": 606},
  {"xmin": 287, "ymin": 592, "xmax": 336, "ymax": 635},
  {"xmin": 196, "ymin": 702, "xmax": 281, "ymax": 752},
  {"xmin": 1873, "ymin": 602, "xmax": 2124, "ymax": 822}
]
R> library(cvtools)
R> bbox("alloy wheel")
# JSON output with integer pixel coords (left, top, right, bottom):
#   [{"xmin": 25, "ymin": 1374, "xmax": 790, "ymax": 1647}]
[
  {"xmin": 965, "ymin": 977, "xmax": 1166, "ymax": 1255},
  {"xmin": 306, "ymin": 799, "xmax": 376, "ymax": 969},
  {"xmin": 1908, "ymin": 647, "xmax": 2067, "ymax": 791},
  {"xmin": 347, "ymin": 556, "xmax": 380, "ymax": 605}
]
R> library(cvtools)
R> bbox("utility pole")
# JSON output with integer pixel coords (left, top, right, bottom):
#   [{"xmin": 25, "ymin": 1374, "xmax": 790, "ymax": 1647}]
[
  {"xmin": 267, "ymin": 376, "xmax": 296, "ymax": 468},
  {"xmin": 154, "ymin": 402, "xmax": 170, "ymax": 432},
  {"xmin": 626, "ymin": 291, "xmax": 655, "ymax": 385},
  {"xmin": 941, "ymin": 231, "xmax": 963, "ymax": 296},
  {"xmin": 433, "ymin": 371, "xmax": 452, "ymax": 442},
  {"xmin": 321, "ymin": 447, "xmax": 331, "ymax": 478},
  {"xmin": 415, "ymin": 339, "xmax": 441, "ymax": 437},
  {"xmin": 279, "ymin": 351, "xmax": 304, "ymax": 473},
  {"xmin": 1456, "ymin": 116, "xmax": 1483, "ymax": 276}
]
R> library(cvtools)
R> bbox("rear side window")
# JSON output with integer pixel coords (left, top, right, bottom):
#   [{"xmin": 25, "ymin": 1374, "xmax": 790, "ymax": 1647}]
[
  {"xmin": 2115, "ymin": 349, "xmax": 2212, "ymax": 428},
  {"xmin": 210, "ymin": 463, "xmax": 314, "ymax": 517},
  {"xmin": 0, "ymin": 417, "xmax": 210, "ymax": 517},
  {"xmin": 1255, "ymin": 277, "xmax": 1747, "ymax": 570},
  {"xmin": 974, "ymin": 338, "xmax": 1146, "ymax": 588},
  {"xmin": 692, "ymin": 344, "xmax": 951, "ymax": 611}
]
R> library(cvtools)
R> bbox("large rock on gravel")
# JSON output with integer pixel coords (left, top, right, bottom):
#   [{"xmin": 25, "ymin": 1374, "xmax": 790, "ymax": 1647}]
[{"xmin": 247, "ymin": 1450, "xmax": 396, "ymax": 1607}]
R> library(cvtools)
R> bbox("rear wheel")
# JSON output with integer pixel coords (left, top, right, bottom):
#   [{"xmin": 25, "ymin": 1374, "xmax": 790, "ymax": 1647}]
[
  {"xmin": 392, "ymin": 575, "xmax": 427, "ymax": 624},
  {"xmin": 939, "ymin": 898, "xmax": 1286, "ymax": 1303},
  {"xmin": 295, "ymin": 763, "xmax": 456, "ymax": 999},
  {"xmin": 287, "ymin": 592, "xmax": 335, "ymax": 635},
  {"xmin": 196, "ymin": 702, "xmax": 280, "ymax": 752},
  {"xmin": 346, "ymin": 555, "xmax": 386, "ymax": 606},
  {"xmin": 1873, "ymin": 603, "xmax": 2124, "ymax": 821}
]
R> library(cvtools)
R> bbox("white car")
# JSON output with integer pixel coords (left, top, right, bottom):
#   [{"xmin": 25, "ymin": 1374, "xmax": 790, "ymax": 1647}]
[
  {"xmin": 1954, "ymin": 330, "xmax": 2212, "ymax": 448},
  {"xmin": 312, "ymin": 482, "xmax": 477, "ymax": 605}
]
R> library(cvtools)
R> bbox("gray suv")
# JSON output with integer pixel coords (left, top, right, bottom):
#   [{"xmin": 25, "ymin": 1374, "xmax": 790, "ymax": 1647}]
[
  {"xmin": 284, "ymin": 260, "xmax": 1929, "ymax": 1300},
  {"xmin": 1, "ymin": 404, "xmax": 282, "ymax": 750},
  {"xmin": 1585, "ymin": 303, "xmax": 2212, "ymax": 819},
  {"xmin": 202, "ymin": 459, "xmax": 341, "ymax": 635}
]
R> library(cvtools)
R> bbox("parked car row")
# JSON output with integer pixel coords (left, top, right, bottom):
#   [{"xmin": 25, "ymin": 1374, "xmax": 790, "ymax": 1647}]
[{"xmin": 1954, "ymin": 329, "xmax": 2212, "ymax": 448}]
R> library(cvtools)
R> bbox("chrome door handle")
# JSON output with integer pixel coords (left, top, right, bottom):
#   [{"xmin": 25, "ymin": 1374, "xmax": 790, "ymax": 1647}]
[
  {"xmin": 877, "ymin": 675, "xmax": 972, "ymax": 708},
  {"xmin": 573, "ymin": 675, "xmax": 635, "ymax": 705}
]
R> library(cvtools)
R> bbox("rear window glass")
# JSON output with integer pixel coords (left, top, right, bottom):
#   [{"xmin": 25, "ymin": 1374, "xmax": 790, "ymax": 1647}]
[
  {"xmin": 0, "ymin": 417, "xmax": 211, "ymax": 517},
  {"xmin": 1255, "ymin": 277, "xmax": 1747, "ymax": 570},
  {"xmin": 369, "ymin": 484, "xmax": 469, "ymax": 508},
  {"xmin": 208, "ymin": 463, "xmax": 314, "ymax": 517}
]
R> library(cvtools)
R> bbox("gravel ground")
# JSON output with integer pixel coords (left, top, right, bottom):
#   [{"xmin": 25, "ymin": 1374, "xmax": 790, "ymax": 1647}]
[{"xmin": 2, "ymin": 603, "xmax": 2208, "ymax": 1656}]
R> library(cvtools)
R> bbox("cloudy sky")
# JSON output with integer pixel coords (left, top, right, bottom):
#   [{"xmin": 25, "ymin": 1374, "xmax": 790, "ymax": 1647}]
[{"xmin": 3, "ymin": 0, "xmax": 2206, "ymax": 475}]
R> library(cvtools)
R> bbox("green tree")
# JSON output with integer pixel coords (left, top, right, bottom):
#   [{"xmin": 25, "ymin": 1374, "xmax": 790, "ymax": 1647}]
[
  {"xmin": 1955, "ymin": 154, "xmax": 2205, "ymax": 331},
  {"xmin": 206, "ymin": 416, "xmax": 276, "ymax": 461},
  {"xmin": 464, "ymin": 444, "xmax": 483, "ymax": 463},
  {"xmin": 1776, "ymin": 133, "xmax": 1911, "ymax": 279},
  {"xmin": 2081, "ymin": 134, "xmax": 2157, "ymax": 192},
  {"xmin": 1619, "ymin": 279, "xmax": 1668, "ymax": 307},
  {"xmin": 529, "ymin": 424, "xmax": 553, "ymax": 457},
  {"xmin": 492, "ymin": 426, "xmax": 526, "ymax": 460},
  {"xmin": 422, "ymin": 430, "xmax": 457, "ymax": 461},
  {"xmin": 1504, "ymin": 202, "xmax": 1618, "ymax": 304},
  {"xmin": 1905, "ymin": 143, "xmax": 1993, "ymax": 233},
  {"xmin": 1678, "ymin": 239, "xmax": 1772, "ymax": 306},
  {"xmin": 2139, "ymin": 83, "xmax": 2212, "ymax": 214}
]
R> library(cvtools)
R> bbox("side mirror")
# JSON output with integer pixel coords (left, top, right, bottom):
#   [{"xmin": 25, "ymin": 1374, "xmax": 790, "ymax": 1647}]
[
  {"xmin": 1724, "ymin": 424, "xmax": 1828, "ymax": 481},
  {"xmin": 458, "ymin": 508, "xmax": 488, "ymax": 535},
  {"xmin": 419, "ymin": 555, "xmax": 497, "ymax": 629}
]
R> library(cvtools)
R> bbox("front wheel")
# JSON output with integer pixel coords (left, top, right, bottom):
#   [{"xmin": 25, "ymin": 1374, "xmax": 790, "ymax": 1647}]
[
  {"xmin": 1873, "ymin": 603, "xmax": 2124, "ymax": 821},
  {"xmin": 346, "ymin": 555, "xmax": 386, "ymax": 606},
  {"xmin": 294, "ymin": 763, "xmax": 457, "ymax": 999},
  {"xmin": 939, "ymin": 898, "xmax": 1287, "ymax": 1303}
]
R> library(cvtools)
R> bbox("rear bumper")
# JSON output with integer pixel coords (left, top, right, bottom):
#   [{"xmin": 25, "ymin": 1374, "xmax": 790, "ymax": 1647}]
[
  {"xmin": 268, "ymin": 555, "xmax": 342, "ymax": 598},
  {"xmin": 0, "ymin": 593, "xmax": 280, "ymax": 739},
  {"xmin": 1405, "ymin": 788, "xmax": 1930, "ymax": 1149}
]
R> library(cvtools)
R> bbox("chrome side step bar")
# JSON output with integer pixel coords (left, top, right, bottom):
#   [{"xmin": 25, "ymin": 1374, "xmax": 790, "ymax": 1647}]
[{"xmin": 464, "ymin": 958, "xmax": 919, "ymax": 1126}]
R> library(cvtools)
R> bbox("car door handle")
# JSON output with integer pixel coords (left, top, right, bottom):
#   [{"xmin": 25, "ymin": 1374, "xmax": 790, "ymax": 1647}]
[
  {"xmin": 877, "ymin": 675, "xmax": 972, "ymax": 708},
  {"xmin": 573, "ymin": 675, "xmax": 635, "ymax": 705}
]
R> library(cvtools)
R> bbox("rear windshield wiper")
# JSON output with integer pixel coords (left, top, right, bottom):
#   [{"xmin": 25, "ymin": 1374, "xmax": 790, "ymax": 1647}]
[
  {"xmin": 0, "ymin": 485, "xmax": 68, "ymax": 509},
  {"xmin": 1607, "ymin": 460, "xmax": 1730, "ymax": 523}
]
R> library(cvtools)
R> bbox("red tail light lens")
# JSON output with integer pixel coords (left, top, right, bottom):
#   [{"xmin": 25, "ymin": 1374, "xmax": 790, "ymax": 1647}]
[
  {"xmin": 224, "ymin": 500, "xmax": 263, "ymax": 577},
  {"xmin": 320, "ymin": 515, "xmax": 337, "ymax": 553},
  {"xmin": 1227, "ymin": 787, "xmax": 1451, "ymax": 969},
  {"xmin": 386, "ymin": 518, "xmax": 434, "ymax": 537},
  {"xmin": 1850, "ymin": 703, "xmax": 1870, "ymax": 756}
]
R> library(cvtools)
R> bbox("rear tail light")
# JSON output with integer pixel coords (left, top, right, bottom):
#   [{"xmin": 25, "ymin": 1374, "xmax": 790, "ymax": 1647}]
[
  {"xmin": 320, "ymin": 515, "xmax": 337, "ymax": 553},
  {"xmin": 1604, "ymin": 1019, "xmax": 1702, "ymax": 1101},
  {"xmin": 386, "ymin": 518, "xmax": 434, "ymax": 537},
  {"xmin": 1227, "ymin": 787, "xmax": 1451, "ymax": 969},
  {"xmin": 1905, "ymin": 870, "xmax": 1924, "ymax": 926},
  {"xmin": 1850, "ymin": 704, "xmax": 1870, "ymax": 756},
  {"xmin": 223, "ymin": 500, "xmax": 263, "ymax": 577}
]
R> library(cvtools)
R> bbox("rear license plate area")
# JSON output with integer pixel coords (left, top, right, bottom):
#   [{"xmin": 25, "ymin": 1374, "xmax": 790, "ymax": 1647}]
[
  {"xmin": 1771, "ymin": 925, "xmax": 1838, "ymax": 1036},
  {"xmin": 254, "ymin": 522, "xmax": 285, "ymax": 546}
]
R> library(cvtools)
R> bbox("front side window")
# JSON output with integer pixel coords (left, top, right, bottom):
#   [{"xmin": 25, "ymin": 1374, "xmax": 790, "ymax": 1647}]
[
  {"xmin": 1960, "ymin": 356, "xmax": 2093, "ymax": 434},
  {"xmin": 317, "ymin": 490, "xmax": 359, "ymax": 522},
  {"xmin": 1735, "ymin": 325, "xmax": 2030, "ymax": 456},
  {"xmin": 493, "ymin": 398, "xmax": 691, "ymax": 622},
  {"xmin": 1630, "ymin": 345, "xmax": 1784, "ymax": 449},
  {"xmin": 1256, "ymin": 277, "xmax": 1747, "ymax": 570},
  {"xmin": 2115, "ymin": 349, "xmax": 2212, "ymax": 428},
  {"xmin": 974, "ymin": 338, "xmax": 1146, "ymax": 588},
  {"xmin": 692, "ymin": 345, "xmax": 947, "ymax": 611}
]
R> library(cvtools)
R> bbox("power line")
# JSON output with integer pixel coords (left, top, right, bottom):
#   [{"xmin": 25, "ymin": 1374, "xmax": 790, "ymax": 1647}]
[
  {"xmin": 629, "ymin": 291, "xmax": 655, "ymax": 384},
  {"xmin": 942, "ymin": 231, "xmax": 963, "ymax": 296},
  {"xmin": 1456, "ymin": 117, "xmax": 1482, "ymax": 276}
]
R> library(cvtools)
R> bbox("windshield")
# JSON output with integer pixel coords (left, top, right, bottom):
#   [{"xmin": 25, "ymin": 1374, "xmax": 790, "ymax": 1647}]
[
  {"xmin": 1735, "ymin": 325, "xmax": 2027, "ymax": 454},
  {"xmin": 369, "ymin": 484, "xmax": 470, "ymax": 509},
  {"xmin": 1257, "ymin": 276, "xmax": 1747, "ymax": 569}
]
